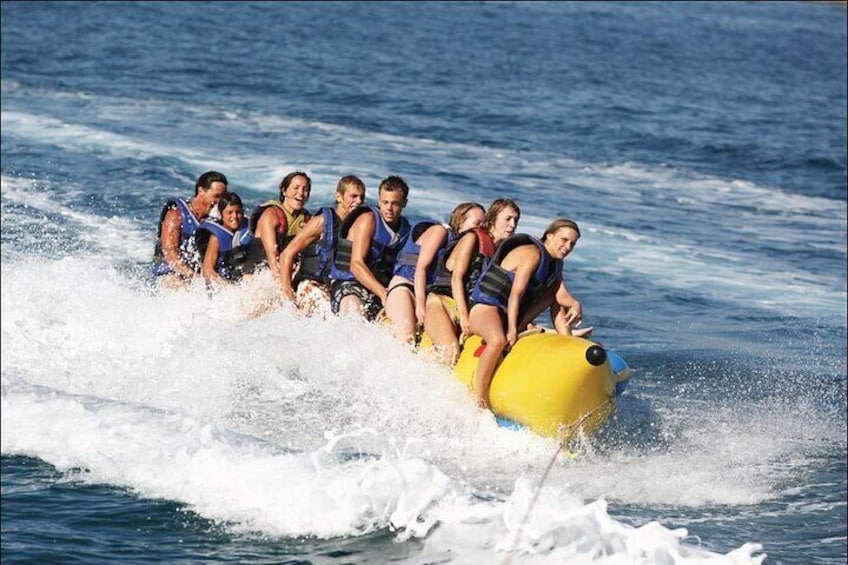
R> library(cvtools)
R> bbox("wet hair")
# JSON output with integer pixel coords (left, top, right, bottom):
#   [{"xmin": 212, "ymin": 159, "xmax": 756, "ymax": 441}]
[
  {"xmin": 378, "ymin": 175, "xmax": 409, "ymax": 202},
  {"xmin": 217, "ymin": 192, "xmax": 243, "ymax": 216},
  {"xmin": 542, "ymin": 218, "xmax": 581, "ymax": 241},
  {"xmin": 278, "ymin": 171, "xmax": 312, "ymax": 199},
  {"xmin": 484, "ymin": 198, "xmax": 520, "ymax": 231},
  {"xmin": 337, "ymin": 175, "xmax": 366, "ymax": 195},
  {"xmin": 448, "ymin": 202, "xmax": 485, "ymax": 234},
  {"xmin": 195, "ymin": 171, "xmax": 228, "ymax": 195}
]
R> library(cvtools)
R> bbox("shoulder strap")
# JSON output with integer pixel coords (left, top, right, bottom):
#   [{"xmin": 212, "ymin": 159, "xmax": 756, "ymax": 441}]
[
  {"xmin": 473, "ymin": 228, "xmax": 496, "ymax": 257},
  {"xmin": 338, "ymin": 205, "xmax": 375, "ymax": 240},
  {"xmin": 491, "ymin": 233, "xmax": 536, "ymax": 266}
]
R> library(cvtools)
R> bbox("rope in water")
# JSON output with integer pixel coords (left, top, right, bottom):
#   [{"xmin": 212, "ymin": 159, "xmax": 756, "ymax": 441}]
[{"xmin": 501, "ymin": 395, "xmax": 617, "ymax": 564}]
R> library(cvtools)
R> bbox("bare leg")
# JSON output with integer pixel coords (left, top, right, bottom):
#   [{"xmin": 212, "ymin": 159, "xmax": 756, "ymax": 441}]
[
  {"xmin": 384, "ymin": 275, "xmax": 417, "ymax": 345},
  {"xmin": 339, "ymin": 294, "xmax": 365, "ymax": 318},
  {"xmin": 295, "ymin": 280, "xmax": 332, "ymax": 318},
  {"xmin": 159, "ymin": 273, "xmax": 189, "ymax": 290},
  {"xmin": 468, "ymin": 304, "xmax": 507, "ymax": 410},
  {"xmin": 424, "ymin": 293, "xmax": 460, "ymax": 365}
]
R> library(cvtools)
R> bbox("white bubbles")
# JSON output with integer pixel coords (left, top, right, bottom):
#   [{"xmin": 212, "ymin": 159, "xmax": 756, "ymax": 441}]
[{"xmin": 0, "ymin": 253, "xmax": 774, "ymax": 562}]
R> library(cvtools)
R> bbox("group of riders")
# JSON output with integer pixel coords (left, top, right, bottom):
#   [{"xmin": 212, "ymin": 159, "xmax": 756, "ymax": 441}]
[{"xmin": 151, "ymin": 170, "xmax": 591, "ymax": 409}]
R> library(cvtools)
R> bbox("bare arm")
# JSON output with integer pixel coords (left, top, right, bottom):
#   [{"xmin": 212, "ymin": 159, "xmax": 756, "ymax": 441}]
[
  {"xmin": 413, "ymin": 225, "xmax": 448, "ymax": 325},
  {"xmin": 255, "ymin": 208, "xmax": 281, "ymax": 278},
  {"xmin": 504, "ymin": 247, "xmax": 540, "ymax": 347},
  {"xmin": 160, "ymin": 208, "xmax": 195, "ymax": 278},
  {"xmin": 447, "ymin": 233, "xmax": 478, "ymax": 337},
  {"xmin": 551, "ymin": 280, "xmax": 585, "ymax": 334},
  {"xmin": 348, "ymin": 213, "xmax": 387, "ymax": 303},
  {"xmin": 201, "ymin": 234, "xmax": 227, "ymax": 285},
  {"xmin": 519, "ymin": 275, "xmax": 561, "ymax": 331},
  {"xmin": 279, "ymin": 214, "xmax": 325, "ymax": 301}
]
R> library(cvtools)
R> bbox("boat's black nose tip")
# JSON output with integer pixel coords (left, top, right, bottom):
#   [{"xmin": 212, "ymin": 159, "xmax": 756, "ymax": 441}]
[{"xmin": 586, "ymin": 345, "xmax": 607, "ymax": 367}]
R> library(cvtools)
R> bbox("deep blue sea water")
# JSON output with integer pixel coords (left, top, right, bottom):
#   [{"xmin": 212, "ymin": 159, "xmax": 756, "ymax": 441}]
[{"xmin": 2, "ymin": 2, "xmax": 846, "ymax": 563}]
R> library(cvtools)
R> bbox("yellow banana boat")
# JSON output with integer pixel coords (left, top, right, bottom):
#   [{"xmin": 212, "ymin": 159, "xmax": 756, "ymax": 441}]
[{"xmin": 438, "ymin": 330, "xmax": 632, "ymax": 441}]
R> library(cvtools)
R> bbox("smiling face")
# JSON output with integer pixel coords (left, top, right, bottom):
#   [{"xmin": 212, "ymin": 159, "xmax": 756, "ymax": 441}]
[
  {"xmin": 220, "ymin": 203, "xmax": 244, "ymax": 231},
  {"xmin": 198, "ymin": 181, "xmax": 228, "ymax": 217},
  {"xmin": 544, "ymin": 226, "xmax": 580, "ymax": 260},
  {"xmin": 283, "ymin": 174, "xmax": 311, "ymax": 213},
  {"xmin": 490, "ymin": 205, "xmax": 519, "ymax": 243}
]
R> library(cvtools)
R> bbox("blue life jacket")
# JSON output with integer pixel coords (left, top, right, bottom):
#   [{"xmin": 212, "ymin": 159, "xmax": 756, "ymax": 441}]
[
  {"xmin": 470, "ymin": 234, "xmax": 563, "ymax": 313},
  {"xmin": 329, "ymin": 205, "xmax": 411, "ymax": 287},
  {"xmin": 392, "ymin": 220, "xmax": 451, "ymax": 282},
  {"xmin": 297, "ymin": 206, "xmax": 339, "ymax": 285},
  {"xmin": 194, "ymin": 218, "xmax": 253, "ymax": 281},
  {"xmin": 427, "ymin": 227, "xmax": 495, "ymax": 298},
  {"xmin": 151, "ymin": 198, "xmax": 202, "ymax": 277}
]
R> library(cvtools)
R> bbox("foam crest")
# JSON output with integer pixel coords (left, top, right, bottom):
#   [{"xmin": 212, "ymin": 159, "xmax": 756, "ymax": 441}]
[
  {"xmin": 0, "ymin": 256, "xmax": 557, "ymax": 473},
  {"xmin": 0, "ymin": 383, "xmax": 766, "ymax": 563},
  {"xmin": 3, "ymin": 255, "xmax": 838, "ymax": 513}
]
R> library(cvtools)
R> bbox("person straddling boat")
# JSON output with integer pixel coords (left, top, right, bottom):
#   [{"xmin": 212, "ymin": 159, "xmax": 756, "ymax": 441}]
[
  {"xmin": 194, "ymin": 192, "xmax": 253, "ymax": 287},
  {"xmin": 423, "ymin": 198, "xmax": 520, "ymax": 365},
  {"xmin": 467, "ymin": 218, "xmax": 583, "ymax": 409},
  {"xmin": 242, "ymin": 171, "xmax": 311, "ymax": 279},
  {"xmin": 383, "ymin": 202, "xmax": 487, "ymax": 345},
  {"xmin": 150, "ymin": 170, "xmax": 228, "ymax": 289},
  {"xmin": 328, "ymin": 175, "xmax": 411, "ymax": 321},
  {"xmin": 278, "ymin": 175, "xmax": 366, "ymax": 315}
]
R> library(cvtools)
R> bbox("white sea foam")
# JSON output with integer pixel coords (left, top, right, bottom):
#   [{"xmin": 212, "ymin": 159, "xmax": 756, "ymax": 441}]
[
  {"xmin": 0, "ymin": 379, "xmax": 766, "ymax": 564},
  {"xmin": 4, "ymin": 250, "xmax": 844, "ymax": 562}
]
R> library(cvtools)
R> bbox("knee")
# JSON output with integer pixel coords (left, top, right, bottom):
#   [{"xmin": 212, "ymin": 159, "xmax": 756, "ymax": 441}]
[{"xmin": 486, "ymin": 334, "xmax": 507, "ymax": 351}]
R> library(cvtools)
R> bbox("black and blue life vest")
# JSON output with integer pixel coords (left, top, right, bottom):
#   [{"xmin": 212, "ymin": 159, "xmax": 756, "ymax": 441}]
[
  {"xmin": 427, "ymin": 227, "xmax": 496, "ymax": 298},
  {"xmin": 243, "ymin": 199, "xmax": 309, "ymax": 272},
  {"xmin": 194, "ymin": 218, "xmax": 253, "ymax": 281},
  {"xmin": 150, "ymin": 198, "xmax": 202, "ymax": 277},
  {"xmin": 470, "ymin": 234, "xmax": 563, "ymax": 313},
  {"xmin": 391, "ymin": 220, "xmax": 451, "ymax": 282},
  {"xmin": 297, "ymin": 206, "xmax": 340, "ymax": 285},
  {"xmin": 329, "ymin": 205, "xmax": 411, "ymax": 287}
]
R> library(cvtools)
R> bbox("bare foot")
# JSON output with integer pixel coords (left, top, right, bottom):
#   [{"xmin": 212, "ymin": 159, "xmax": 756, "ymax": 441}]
[{"xmin": 572, "ymin": 326, "xmax": 594, "ymax": 338}]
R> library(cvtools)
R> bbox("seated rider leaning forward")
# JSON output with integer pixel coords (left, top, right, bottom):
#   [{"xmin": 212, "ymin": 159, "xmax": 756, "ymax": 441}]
[
  {"xmin": 467, "ymin": 218, "xmax": 584, "ymax": 410},
  {"xmin": 195, "ymin": 192, "xmax": 253, "ymax": 287},
  {"xmin": 423, "ymin": 198, "xmax": 520, "ymax": 365},
  {"xmin": 329, "ymin": 175, "xmax": 411, "ymax": 322},
  {"xmin": 150, "ymin": 170, "xmax": 228, "ymax": 289},
  {"xmin": 243, "ymin": 171, "xmax": 312, "ymax": 279},
  {"xmin": 278, "ymin": 175, "xmax": 366, "ymax": 315},
  {"xmin": 383, "ymin": 201, "xmax": 487, "ymax": 345}
]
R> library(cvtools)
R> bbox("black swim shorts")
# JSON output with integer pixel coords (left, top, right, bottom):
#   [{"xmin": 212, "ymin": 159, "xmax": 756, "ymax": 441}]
[{"xmin": 330, "ymin": 280, "xmax": 383, "ymax": 321}]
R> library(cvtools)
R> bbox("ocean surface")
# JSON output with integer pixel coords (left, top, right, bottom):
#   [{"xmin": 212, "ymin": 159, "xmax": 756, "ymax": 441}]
[{"xmin": 2, "ymin": 2, "xmax": 846, "ymax": 563}]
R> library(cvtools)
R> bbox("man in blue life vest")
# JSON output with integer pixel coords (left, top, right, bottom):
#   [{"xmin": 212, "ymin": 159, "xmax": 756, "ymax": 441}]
[
  {"xmin": 328, "ymin": 175, "xmax": 412, "ymax": 321},
  {"xmin": 150, "ymin": 171, "xmax": 228, "ymax": 288},
  {"xmin": 278, "ymin": 175, "xmax": 367, "ymax": 315}
]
